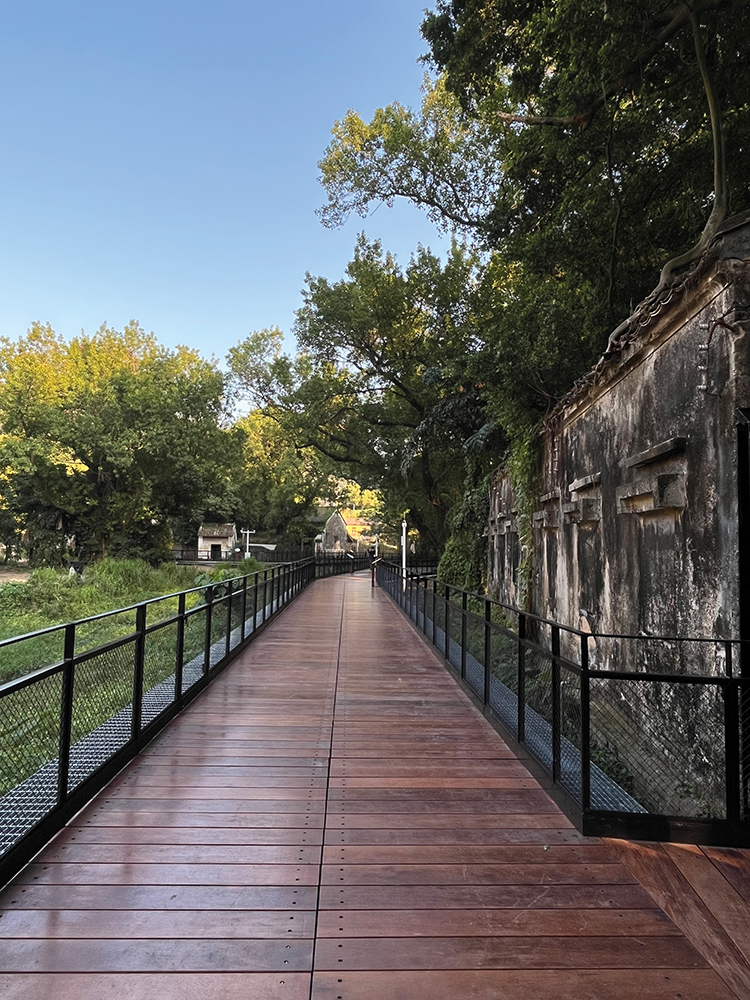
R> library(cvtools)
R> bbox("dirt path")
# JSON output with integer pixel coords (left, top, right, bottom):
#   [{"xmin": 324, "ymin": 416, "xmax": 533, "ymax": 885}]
[{"xmin": 0, "ymin": 568, "xmax": 30, "ymax": 584}]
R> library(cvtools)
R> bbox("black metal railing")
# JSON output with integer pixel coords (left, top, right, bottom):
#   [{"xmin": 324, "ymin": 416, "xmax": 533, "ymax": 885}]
[
  {"xmin": 377, "ymin": 560, "xmax": 750, "ymax": 847},
  {"xmin": 0, "ymin": 558, "xmax": 316, "ymax": 886},
  {"xmin": 315, "ymin": 552, "xmax": 371, "ymax": 577},
  {"xmin": 172, "ymin": 547, "xmax": 316, "ymax": 563}
]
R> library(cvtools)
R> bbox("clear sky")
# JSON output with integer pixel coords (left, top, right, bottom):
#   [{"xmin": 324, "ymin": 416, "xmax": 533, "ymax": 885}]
[{"xmin": 0, "ymin": 0, "xmax": 447, "ymax": 358}]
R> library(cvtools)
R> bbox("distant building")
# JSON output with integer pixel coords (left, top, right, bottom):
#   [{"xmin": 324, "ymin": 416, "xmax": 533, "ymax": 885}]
[
  {"xmin": 316, "ymin": 510, "xmax": 352, "ymax": 553},
  {"xmin": 197, "ymin": 523, "xmax": 238, "ymax": 561}
]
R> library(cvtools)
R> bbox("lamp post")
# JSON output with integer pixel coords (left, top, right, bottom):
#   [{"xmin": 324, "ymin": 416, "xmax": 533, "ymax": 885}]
[
  {"xmin": 401, "ymin": 516, "xmax": 407, "ymax": 591},
  {"xmin": 241, "ymin": 528, "xmax": 255, "ymax": 555}
]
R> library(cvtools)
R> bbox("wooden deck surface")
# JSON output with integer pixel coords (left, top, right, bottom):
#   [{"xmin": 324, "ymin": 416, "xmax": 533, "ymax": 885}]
[{"xmin": 0, "ymin": 573, "xmax": 748, "ymax": 998}]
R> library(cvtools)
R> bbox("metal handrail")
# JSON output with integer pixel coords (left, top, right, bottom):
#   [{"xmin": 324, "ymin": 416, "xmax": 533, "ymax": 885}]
[
  {"xmin": 0, "ymin": 557, "xmax": 317, "ymax": 888},
  {"xmin": 376, "ymin": 558, "xmax": 750, "ymax": 848}
]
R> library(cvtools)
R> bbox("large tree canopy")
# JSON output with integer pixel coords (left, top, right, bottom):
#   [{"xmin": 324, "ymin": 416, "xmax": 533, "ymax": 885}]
[
  {"xmin": 228, "ymin": 240, "xmax": 502, "ymax": 549},
  {"xmin": 320, "ymin": 1, "xmax": 750, "ymax": 338},
  {"xmin": 0, "ymin": 323, "xmax": 233, "ymax": 563}
]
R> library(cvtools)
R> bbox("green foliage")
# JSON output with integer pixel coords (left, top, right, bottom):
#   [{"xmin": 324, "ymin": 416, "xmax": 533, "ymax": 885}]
[
  {"xmin": 505, "ymin": 427, "xmax": 540, "ymax": 610},
  {"xmin": 0, "ymin": 557, "xmax": 271, "ymax": 684},
  {"xmin": 0, "ymin": 322, "xmax": 234, "ymax": 564},
  {"xmin": 318, "ymin": 3, "xmax": 750, "ymax": 462},
  {"xmin": 228, "ymin": 239, "xmax": 503, "ymax": 551}
]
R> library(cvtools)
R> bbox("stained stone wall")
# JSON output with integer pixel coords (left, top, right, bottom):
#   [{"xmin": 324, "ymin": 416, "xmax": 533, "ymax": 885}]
[{"xmin": 488, "ymin": 217, "xmax": 750, "ymax": 673}]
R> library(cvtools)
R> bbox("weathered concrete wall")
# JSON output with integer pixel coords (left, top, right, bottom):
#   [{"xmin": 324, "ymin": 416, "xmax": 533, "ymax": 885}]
[{"xmin": 488, "ymin": 221, "xmax": 750, "ymax": 663}]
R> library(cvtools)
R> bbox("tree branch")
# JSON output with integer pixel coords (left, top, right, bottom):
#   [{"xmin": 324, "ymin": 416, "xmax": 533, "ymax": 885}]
[
  {"xmin": 657, "ymin": 4, "xmax": 727, "ymax": 285},
  {"xmin": 495, "ymin": 1, "xmax": 726, "ymax": 132}
]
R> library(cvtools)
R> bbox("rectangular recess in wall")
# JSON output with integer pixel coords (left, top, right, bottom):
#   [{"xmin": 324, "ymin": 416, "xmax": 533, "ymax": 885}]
[{"xmin": 616, "ymin": 473, "xmax": 686, "ymax": 513}]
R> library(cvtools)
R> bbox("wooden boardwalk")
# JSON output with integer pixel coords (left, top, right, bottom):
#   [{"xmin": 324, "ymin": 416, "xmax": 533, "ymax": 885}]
[{"xmin": 0, "ymin": 573, "xmax": 748, "ymax": 998}]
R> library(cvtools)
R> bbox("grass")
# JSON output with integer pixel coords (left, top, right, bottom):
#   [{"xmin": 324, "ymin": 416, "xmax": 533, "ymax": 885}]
[{"xmin": 0, "ymin": 557, "xmax": 267, "ymax": 685}]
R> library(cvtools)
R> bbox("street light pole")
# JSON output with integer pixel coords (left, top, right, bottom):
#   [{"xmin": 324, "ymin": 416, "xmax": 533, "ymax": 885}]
[
  {"xmin": 401, "ymin": 517, "xmax": 407, "ymax": 592},
  {"xmin": 241, "ymin": 528, "xmax": 255, "ymax": 554}
]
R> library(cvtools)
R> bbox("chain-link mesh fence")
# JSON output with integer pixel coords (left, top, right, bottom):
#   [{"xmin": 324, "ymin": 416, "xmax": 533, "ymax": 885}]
[
  {"xmin": 0, "ymin": 671, "xmax": 63, "ymax": 853},
  {"xmin": 141, "ymin": 622, "xmax": 178, "ymax": 728},
  {"xmin": 67, "ymin": 641, "xmax": 136, "ymax": 791},
  {"xmin": 182, "ymin": 605, "xmax": 206, "ymax": 691},
  {"xmin": 589, "ymin": 675, "xmax": 726, "ymax": 817}
]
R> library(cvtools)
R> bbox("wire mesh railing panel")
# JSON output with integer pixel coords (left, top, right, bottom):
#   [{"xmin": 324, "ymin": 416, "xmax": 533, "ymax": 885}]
[
  {"xmin": 0, "ymin": 672, "xmax": 63, "ymax": 853},
  {"xmin": 559, "ymin": 664, "xmax": 583, "ymax": 803},
  {"xmin": 434, "ymin": 593, "xmax": 446, "ymax": 655},
  {"xmin": 246, "ymin": 582, "xmax": 260, "ymax": 633},
  {"xmin": 521, "ymin": 647, "xmax": 554, "ymax": 770},
  {"xmin": 488, "ymin": 624, "xmax": 519, "ymax": 736},
  {"xmin": 209, "ymin": 596, "xmax": 229, "ymax": 668},
  {"xmin": 464, "ymin": 611, "xmax": 486, "ymax": 697},
  {"xmin": 421, "ymin": 586, "xmax": 433, "ymax": 639},
  {"xmin": 229, "ymin": 584, "xmax": 244, "ymax": 648},
  {"xmin": 589, "ymin": 676, "xmax": 725, "ymax": 817},
  {"xmin": 0, "ymin": 629, "xmax": 67, "ymax": 686},
  {"xmin": 75, "ymin": 609, "xmax": 138, "ymax": 657},
  {"xmin": 445, "ymin": 600, "xmax": 461, "ymax": 669},
  {"xmin": 141, "ymin": 623, "xmax": 178, "ymax": 728},
  {"xmin": 67, "ymin": 641, "xmax": 136, "ymax": 792},
  {"xmin": 182, "ymin": 607, "xmax": 206, "ymax": 691},
  {"xmin": 740, "ymin": 679, "xmax": 750, "ymax": 821}
]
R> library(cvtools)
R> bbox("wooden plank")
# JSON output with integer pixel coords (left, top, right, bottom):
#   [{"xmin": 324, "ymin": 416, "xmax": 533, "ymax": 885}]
[
  {"xmin": 311, "ymin": 969, "xmax": 735, "ymax": 1000},
  {"xmin": 0, "ymin": 908, "xmax": 317, "ymax": 938},
  {"xmin": 316, "ymin": 907, "xmax": 679, "ymax": 937},
  {"xmin": 0, "ymin": 939, "xmax": 313, "ymax": 972},
  {"xmin": 320, "ymin": 863, "xmax": 633, "ymax": 886},
  {"xmin": 606, "ymin": 838, "xmax": 750, "ymax": 1000},
  {"xmin": 320, "ymin": 845, "xmax": 615, "ymax": 865},
  {"xmin": 0, "ymin": 574, "xmax": 737, "ymax": 1000},
  {"xmin": 317, "ymin": 884, "xmax": 658, "ymax": 910},
  {"xmin": 703, "ymin": 846, "xmax": 750, "ymax": 904},
  {"xmin": 0, "ymin": 885, "xmax": 316, "ymax": 910},
  {"xmin": 313, "ymin": 934, "xmax": 706, "ymax": 970},
  {"xmin": 0, "ymin": 974, "xmax": 311, "ymax": 1000}
]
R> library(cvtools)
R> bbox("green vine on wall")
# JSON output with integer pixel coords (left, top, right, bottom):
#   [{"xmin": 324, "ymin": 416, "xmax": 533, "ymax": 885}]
[{"xmin": 505, "ymin": 426, "xmax": 541, "ymax": 612}]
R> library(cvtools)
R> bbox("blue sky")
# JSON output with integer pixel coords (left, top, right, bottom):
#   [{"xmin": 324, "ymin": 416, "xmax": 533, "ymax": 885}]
[{"xmin": 0, "ymin": 0, "xmax": 447, "ymax": 358}]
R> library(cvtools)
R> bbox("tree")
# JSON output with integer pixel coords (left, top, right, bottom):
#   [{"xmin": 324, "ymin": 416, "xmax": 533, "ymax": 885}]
[
  {"xmin": 320, "ymin": 3, "xmax": 750, "ymax": 340},
  {"xmin": 0, "ymin": 323, "xmax": 233, "ymax": 563},
  {"xmin": 228, "ymin": 240, "xmax": 502, "ymax": 550},
  {"xmin": 230, "ymin": 410, "xmax": 336, "ymax": 542}
]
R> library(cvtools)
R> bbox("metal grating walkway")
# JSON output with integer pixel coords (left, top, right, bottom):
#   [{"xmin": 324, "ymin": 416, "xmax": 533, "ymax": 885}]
[{"xmin": 0, "ymin": 574, "xmax": 740, "ymax": 998}]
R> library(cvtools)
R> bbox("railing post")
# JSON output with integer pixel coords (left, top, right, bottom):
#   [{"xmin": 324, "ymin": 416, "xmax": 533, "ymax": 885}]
[
  {"xmin": 57, "ymin": 623, "xmax": 76, "ymax": 805},
  {"xmin": 580, "ymin": 633, "xmax": 591, "ymax": 811},
  {"xmin": 444, "ymin": 584, "xmax": 451, "ymax": 662},
  {"xmin": 461, "ymin": 591, "xmax": 468, "ymax": 681},
  {"xmin": 174, "ymin": 592, "xmax": 186, "ymax": 702},
  {"xmin": 518, "ymin": 613, "xmax": 526, "ymax": 743},
  {"xmin": 131, "ymin": 603, "xmax": 147, "ymax": 736},
  {"xmin": 725, "ymin": 642, "xmax": 742, "ymax": 823},
  {"xmin": 432, "ymin": 580, "xmax": 437, "ymax": 645},
  {"xmin": 551, "ymin": 624, "xmax": 561, "ymax": 783},
  {"xmin": 225, "ymin": 583, "xmax": 233, "ymax": 658},
  {"xmin": 241, "ymin": 575, "xmax": 248, "ymax": 641},
  {"xmin": 262, "ymin": 570, "xmax": 268, "ymax": 623},
  {"xmin": 203, "ymin": 586, "xmax": 214, "ymax": 675},
  {"xmin": 484, "ymin": 599, "xmax": 491, "ymax": 708}
]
